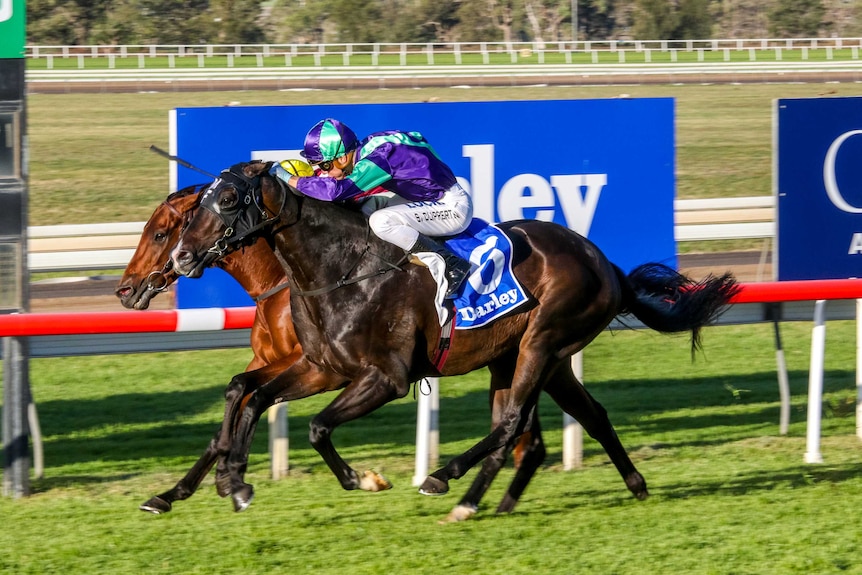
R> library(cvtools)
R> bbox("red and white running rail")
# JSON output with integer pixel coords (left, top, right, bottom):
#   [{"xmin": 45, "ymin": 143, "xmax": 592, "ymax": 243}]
[{"xmin": 0, "ymin": 307, "xmax": 256, "ymax": 337}]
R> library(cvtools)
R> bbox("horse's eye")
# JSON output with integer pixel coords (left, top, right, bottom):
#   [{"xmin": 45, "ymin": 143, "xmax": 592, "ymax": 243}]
[
  {"xmin": 154, "ymin": 231, "xmax": 167, "ymax": 243},
  {"xmin": 219, "ymin": 188, "xmax": 239, "ymax": 209}
]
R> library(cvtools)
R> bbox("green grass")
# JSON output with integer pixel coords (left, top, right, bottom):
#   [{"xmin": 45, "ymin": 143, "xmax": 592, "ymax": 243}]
[{"xmin": 1, "ymin": 322, "xmax": 860, "ymax": 573}]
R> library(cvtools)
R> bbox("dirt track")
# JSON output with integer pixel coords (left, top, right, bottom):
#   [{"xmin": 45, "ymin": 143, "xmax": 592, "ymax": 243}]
[{"xmin": 26, "ymin": 67, "xmax": 862, "ymax": 95}]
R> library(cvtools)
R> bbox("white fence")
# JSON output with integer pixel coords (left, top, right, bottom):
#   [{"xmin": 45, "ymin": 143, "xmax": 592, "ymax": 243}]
[
  {"xmin": 25, "ymin": 38, "xmax": 862, "ymax": 69},
  {"xmin": 27, "ymin": 196, "xmax": 775, "ymax": 273}
]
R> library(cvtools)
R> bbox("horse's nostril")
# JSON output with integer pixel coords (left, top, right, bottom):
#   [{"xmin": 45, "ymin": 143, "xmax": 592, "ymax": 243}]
[
  {"xmin": 175, "ymin": 250, "xmax": 193, "ymax": 266},
  {"xmin": 115, "ymin": 286, "xmax": 133, "ymax": 299}
]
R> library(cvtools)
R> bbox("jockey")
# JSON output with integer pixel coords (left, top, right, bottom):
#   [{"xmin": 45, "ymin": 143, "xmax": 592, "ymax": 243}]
[{"xmin": 274, "ymin": 117, "xmax": 473, "ymax": 299}]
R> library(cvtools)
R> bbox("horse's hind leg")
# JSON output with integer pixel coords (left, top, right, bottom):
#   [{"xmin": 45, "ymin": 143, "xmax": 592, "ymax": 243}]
[
  {"xmin": 420, "ymin": 346, "xmax": 548, "ymax": 501},
  {"xmin": 440, "ymin": 355, "xmax": 547, "ymax": 522},
  {"xmin": 544, "ymin": 362, "xmax": 648, "ymax": 500},
  {"xmin": 442, "ymin": 403, "xmax": 545, "ymax": 522},
  {"xmin": 139, "ymin": 427, "xmax": 221, "ymax": 514},
  {"xmin": 496, "ymin": 411, "xmax": 545, "ymax": 513}
]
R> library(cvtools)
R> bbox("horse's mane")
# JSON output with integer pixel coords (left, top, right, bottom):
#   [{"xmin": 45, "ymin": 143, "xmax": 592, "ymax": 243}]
[
  {"xmin": 166, "ymin": 183, "xmax": 209, "ymax": 204},
  {"xmin": 297, "ymin": 190, "xmax": 381, "ymax": 234},
  {"xmin": 262, "ymin": 175, "xmax": 406, "ymax": 264}
]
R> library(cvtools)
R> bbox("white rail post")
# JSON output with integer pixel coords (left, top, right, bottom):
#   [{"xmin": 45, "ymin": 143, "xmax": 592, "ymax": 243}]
[
  {"xmin": 268, "ymin": 403, "xmax": 288, "ymax": 479},
  {"xmin": 805, "ymin": 300, "xmax": 826, "ymax": 463},
  {"xmin": 412, "ymin": 377, "xmax": 439, "ymax": 486},
  {"xmin": 563, "ymin": 351, "xmax": 584, "ymax": 470},
  {"xmin": 773, "ymin": 318, "xmax": 791, "ymax": 435},
  {"xmin": 857, "ymin": 299, "xmax": 862, "ymax": 440}
]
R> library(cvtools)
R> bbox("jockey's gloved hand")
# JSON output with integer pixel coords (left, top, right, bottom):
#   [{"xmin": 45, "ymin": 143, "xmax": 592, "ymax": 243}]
[{"xmin": 270, "ymin": 159, "xmax": 314, "ymax": 182}]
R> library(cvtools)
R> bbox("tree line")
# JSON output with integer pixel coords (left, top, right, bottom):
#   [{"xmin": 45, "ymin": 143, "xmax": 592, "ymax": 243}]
[{"xmin": 27, "ymin": 0, "xmax": 862, "ymax": 46}]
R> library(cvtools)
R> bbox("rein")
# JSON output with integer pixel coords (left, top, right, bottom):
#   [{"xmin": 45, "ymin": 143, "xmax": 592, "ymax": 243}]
[
  {"xmin": 253, "ymin": 281, "xmax": 290, "ymax": 302},
  {"xmin": 293, "ymin": 227, "xmax": 408, "ymax": 297}
]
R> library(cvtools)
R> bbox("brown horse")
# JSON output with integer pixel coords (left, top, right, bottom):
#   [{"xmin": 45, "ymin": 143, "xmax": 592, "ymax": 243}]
[
  {"xmin": 117, "ymin": 185, "xmax": 543, "ymax": 515},
  {"xmin": 116, "ymin": 185, "xmax": 302, "ymax": 513},
  {"xmin": 170, "ymin": 161, "xmax": 739, "ymax": 522}
]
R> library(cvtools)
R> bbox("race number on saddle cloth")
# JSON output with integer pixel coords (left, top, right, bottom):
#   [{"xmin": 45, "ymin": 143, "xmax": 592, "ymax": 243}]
[{"xmin": 421, "ymin": 218, "xmax": 529, "ymax": 328}]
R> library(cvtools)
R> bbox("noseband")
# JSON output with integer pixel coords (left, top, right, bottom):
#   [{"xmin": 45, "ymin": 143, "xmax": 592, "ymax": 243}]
[{"xmin": 145, "ymin": 187, "xmax": 205, "ymax": 293}]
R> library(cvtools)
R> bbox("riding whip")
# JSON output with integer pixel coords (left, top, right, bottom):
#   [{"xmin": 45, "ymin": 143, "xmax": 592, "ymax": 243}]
[{"xmin": 149, "ymin": 145, "xmax": 217, "ymax": 179}]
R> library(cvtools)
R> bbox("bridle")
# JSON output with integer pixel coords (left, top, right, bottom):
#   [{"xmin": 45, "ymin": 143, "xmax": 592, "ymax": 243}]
[
  {"xmin": 143, "ymin": 191, "xmax": 199, "ymax": 294},
  {"xmin": 197, "ymin": 162, "xmax": 287, "ymax": 258}
]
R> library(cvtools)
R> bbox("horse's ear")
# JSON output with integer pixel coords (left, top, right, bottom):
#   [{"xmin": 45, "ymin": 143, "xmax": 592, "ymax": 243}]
[{"xmin": 243, "ymin": 161, "xmax": 271, "ymax": 178}]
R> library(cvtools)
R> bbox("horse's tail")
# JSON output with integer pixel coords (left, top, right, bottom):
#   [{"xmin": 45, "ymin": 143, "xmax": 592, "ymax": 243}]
[{"xmin": 616, "ymin": 262, "xmax": 741, "ymax": 355}]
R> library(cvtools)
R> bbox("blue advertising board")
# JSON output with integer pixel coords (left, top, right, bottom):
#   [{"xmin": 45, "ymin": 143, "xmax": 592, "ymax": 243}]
[
  {"xmin": 776, "ymin": 96, "xmax": 862, "ymax": 281},
  {"xmin": 172, "ymin": 99, "xmax": 675, "ymax": 307}
]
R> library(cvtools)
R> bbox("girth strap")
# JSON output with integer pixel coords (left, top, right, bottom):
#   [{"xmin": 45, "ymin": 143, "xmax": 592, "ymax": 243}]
[{"xmin": 432, "ymin": 302, "xmax": 456, "ymax": 371}]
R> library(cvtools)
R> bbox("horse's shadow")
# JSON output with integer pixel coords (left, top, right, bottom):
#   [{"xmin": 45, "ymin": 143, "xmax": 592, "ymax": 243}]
[
  {"xmin": 30, "ymin": 368, "xmax": 856, "ymax": 493},
  {"xmin": 512, "ymin": 462, "xmax": 862, "ymax": 521}
]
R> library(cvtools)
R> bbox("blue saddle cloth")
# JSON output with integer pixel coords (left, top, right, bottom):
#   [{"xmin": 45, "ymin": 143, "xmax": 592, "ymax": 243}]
[{"xmin": 445, "ymin": 219, "xmax": 529, "ymax": 330}]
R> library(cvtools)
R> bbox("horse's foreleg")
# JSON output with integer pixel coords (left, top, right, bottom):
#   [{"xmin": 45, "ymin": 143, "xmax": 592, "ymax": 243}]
[
  {"xmin": 213, "ymin": 379, "xmax": 258, "ymax": 498},
  {"xmin": 214, "ymin": 354, "xmax": 304, "ymax": 498},
  {"xmin": 223, "ymin": 358, "xmax": 347, "ymax": 512},
  {"xmin": 544, "ymin": 364, "xmax": 648, "ymax": 500},
  {"xmin": 307, "ymin": 367, "xmax": 409, "ymax": 492},
  {"xmin": 139, "ymin": 427, "xmax": 222, "ymax": 514}
]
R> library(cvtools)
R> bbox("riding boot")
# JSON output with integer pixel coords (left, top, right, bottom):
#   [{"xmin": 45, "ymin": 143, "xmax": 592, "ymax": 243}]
[{"xmin": 408, "ymin": 234, "xmax": 472, "ymax": 299}]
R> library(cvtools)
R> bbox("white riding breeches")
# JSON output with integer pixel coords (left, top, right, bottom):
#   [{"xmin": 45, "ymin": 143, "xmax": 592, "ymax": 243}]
[{"xmin": 366, "ymin": 184, "xmax": 473, "ymax": 250}]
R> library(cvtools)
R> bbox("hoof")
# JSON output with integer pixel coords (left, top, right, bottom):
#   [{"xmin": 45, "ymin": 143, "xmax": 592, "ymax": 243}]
[
  {"xmin": 439, "ymin": 504, "xmax": 478, "ymax": 524},
  {"xmin": 215, "ymin": 472, "xmax": 231, "ymax": 498},
  {"xmin": 418, "ymin": 475, "xmax": 449, "ymax": 496},
  {"xmin": 232, "ymin": 484, "xmax": 255, "ymax": 512},
  {"xmin": 358, "ymin": 470, "xmax": 392, "ymax": 492},
  {"xmin": 496, "ymin": 493, "xmax": 518, "ymax": 514},
  {"xmin": 139, "ymin": 496, "xmax": 172, "ymax": 514},
  {"xmin": 626, "ymin": 472, "xmax": 649, "ymax": 501}
]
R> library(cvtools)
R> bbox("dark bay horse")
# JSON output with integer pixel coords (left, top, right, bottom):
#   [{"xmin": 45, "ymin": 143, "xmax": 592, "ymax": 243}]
[
  {"xmin": 116, "ymin": 185, "xmax": 303, "ymax": 513},
  {"xmin": 117, "ymin": 184, "xmax": 545, "ymax": 517},
  {"xmin": 170, "ymin": 161, "xmax": 739, "ymax": 521}
]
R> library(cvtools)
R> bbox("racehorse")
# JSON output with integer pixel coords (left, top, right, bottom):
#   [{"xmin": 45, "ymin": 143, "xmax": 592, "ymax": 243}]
[
  {"xmin": 116, "ymin": 184, "xmax": 303, "ymax": 513},
  {"xmin": 170, "ymin": 161, "xmax": 739, "ymax": 522},
  {"xmin": 117, "ymin": 184, "xmax": 546, "ymax": 515}
]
